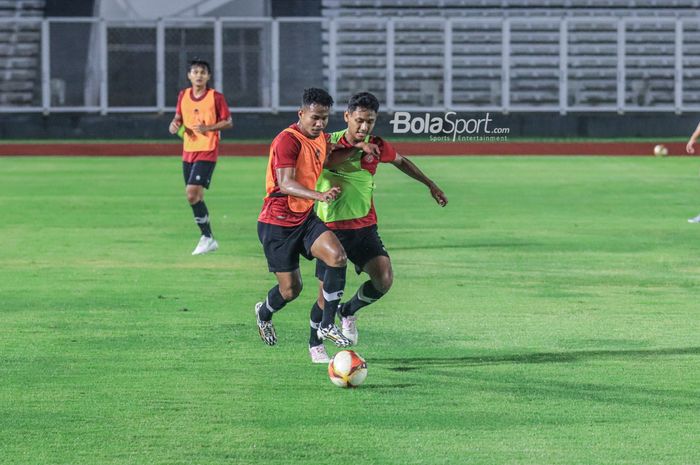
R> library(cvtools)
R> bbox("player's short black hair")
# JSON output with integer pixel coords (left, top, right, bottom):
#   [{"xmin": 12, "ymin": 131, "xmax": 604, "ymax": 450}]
[
  {"xmin": 188, "ymin": 59, "xmax": 211, "ymax": 74},
  {"xmin": 347, "ymin": 92, "xmax": 380, "ymax": 113},
  {"xmin": 302, "ymin": 88, "xmax": 334, "ymax": 108}
]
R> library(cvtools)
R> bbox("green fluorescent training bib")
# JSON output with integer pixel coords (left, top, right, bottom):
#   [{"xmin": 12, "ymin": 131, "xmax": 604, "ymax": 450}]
[{"xmin": 316, "ymin": 130, "xmax": 375, "ymax": 222}]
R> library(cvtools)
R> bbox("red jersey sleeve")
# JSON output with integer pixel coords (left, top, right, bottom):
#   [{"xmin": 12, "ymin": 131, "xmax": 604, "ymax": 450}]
[
  {"xmin": 213, "ymin": 91, "xmax": 231, "ymax": 121},
  {"xmin": 271, "ymin": 131, "xmax": 300, "ymax": 168},
  {"xmin": 371, "ymin": 136, "xmax": 398, "ymax": 163},
  {"xmin": 175, "ymin": 89, "xmax": 185, "ymax": 116}
]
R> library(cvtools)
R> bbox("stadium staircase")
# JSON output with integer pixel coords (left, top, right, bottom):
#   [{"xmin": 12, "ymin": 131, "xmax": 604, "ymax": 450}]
[
  {"xmin": 0, "ymin": 0, "xmax": 44, "ymax": 106},
  {"xmin": 321, "ymin": 0, "xmax": 700, "ymax": 108}
]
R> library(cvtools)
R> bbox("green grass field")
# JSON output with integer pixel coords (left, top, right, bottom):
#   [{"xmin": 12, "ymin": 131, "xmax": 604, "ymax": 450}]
[{"xmin": 2, "ymin": 155, "xmax": 699, "ymax": 465}]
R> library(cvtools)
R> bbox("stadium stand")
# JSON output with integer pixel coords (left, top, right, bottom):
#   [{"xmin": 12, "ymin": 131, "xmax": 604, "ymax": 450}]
[
  {"xmin": 0, "ymin": 0, "xmax": 44, "ymax": 106},
  {"xmin": 683, "ymin": 21, "xmax": 700, "ymax": 106},
  {"xmin": 322, "ymin": 0, "xmax": 700, "ymax": 108}
]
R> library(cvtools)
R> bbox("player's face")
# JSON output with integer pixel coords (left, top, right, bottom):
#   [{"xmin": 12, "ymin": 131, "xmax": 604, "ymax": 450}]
[
  {"xmin": 187, "ymin": 66, "xmax": 211, "ymax": 88},
  {"xmin": 297, "ymin": 104, "xmax": 330, "ymax": 138},
  {"xmin": 344, "ymin": 108, "xmax": 377, "ymax": 143}
]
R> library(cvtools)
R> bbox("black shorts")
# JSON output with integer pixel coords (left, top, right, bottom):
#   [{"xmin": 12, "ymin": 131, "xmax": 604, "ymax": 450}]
[
  {"xmin": 315, "ymin": 224, "xmax": 389, "ymax": 279},
  {"xmin": 258, "ymin": 212, "xmax": 330, "ymax": 273},
  {"xmin": 183, "ymin": 161, "xmax": 216, "ymax": 188}
]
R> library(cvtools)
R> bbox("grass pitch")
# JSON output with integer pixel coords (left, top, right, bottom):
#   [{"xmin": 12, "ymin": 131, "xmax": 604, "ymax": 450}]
[{"xmin": 2, "ymin": 155, "xmax": 699, "ymax": 465}]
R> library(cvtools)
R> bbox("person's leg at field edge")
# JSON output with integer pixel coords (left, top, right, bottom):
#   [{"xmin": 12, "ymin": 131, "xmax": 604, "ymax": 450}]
[{"xmin": 187, "ymin": 178, "xmax": 217, "ymax": 255}]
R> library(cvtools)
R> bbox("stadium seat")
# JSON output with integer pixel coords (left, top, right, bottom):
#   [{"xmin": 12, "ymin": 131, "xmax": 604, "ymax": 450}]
[{"xmin": 0, "ymin": 0, "xmax": 44, "ymax": 107}]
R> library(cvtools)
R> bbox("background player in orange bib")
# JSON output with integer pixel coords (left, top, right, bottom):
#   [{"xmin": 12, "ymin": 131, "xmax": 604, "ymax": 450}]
[{"xmin": 168, "ymin": 59, "xmax": 233, "ymax": 255}]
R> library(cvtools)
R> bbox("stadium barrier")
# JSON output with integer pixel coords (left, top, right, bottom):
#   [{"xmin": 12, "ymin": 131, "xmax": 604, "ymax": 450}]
[{"xmin": 0, "ymin": 141, "xmax": 686, "ymax": 156}]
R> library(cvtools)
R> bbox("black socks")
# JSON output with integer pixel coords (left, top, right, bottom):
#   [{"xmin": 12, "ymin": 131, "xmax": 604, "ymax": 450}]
[
  {"xmin": 258, "ymin": 285, "xmax": 287, "ymax": 322},
  {"xmin": 191, "ymin": 201, "xmax": 212, "ymax": 237},
  {"xmin": 321, "ymin": 265, "xmax": 346, "ymax": 328},
  {"xmin": 341, "ymin": 280, "xmax": 385, "ymax": 316},
  {"xmin": 308, "ymin": 302, "xmax": 323, "ymax": 346}
]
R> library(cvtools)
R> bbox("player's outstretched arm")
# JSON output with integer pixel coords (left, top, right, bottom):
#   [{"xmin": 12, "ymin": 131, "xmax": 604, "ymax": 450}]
[
  {"xmin": 325, "ymin": 141, "xmax": 380, "ymax": 169},
  {"xmin": 277, "ymin": 167, "xmax": 340, "ymax": 203},
  {"xmin": 391, "ymin": 154, "xmax": 448, "ymax": 207},
  {"xmin": 686, "ymin": 121, "xmax": 700, "ymax": 154}
]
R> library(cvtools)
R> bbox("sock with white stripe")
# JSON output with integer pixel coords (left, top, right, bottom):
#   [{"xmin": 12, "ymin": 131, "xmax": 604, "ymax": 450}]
[
  {"xmin": 309, "ymin": 302, "xmax": 323, "ymax": 346},
  {"xmin": 191, "ymin": 201, "xmax": 212, "ymax": 238},
  {"xmin": 257, "ymin": 285, "xmax": 286, "ymax": 322},
  {"xmin": 321, "ymin": 265, "xmax": 346, "ymax": 328},
  {"xmin": 341, "ymin": 280, "xmax": 385, "ymax": 316}
]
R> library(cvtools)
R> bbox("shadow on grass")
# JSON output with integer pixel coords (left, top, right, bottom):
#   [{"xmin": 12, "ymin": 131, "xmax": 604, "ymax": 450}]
[
  {"xmin": 374, "ymin": 346, "xmax": 700, "ymax": 371},
  {"xmin": 360, "ymin": 383, "xmax": 417, "ymax": 390},
  {"xmin": 374, "ymin": 348, "xmax": 700, "ymax": 409},
  {"xmin": 390, "ymin": 242, "xmax": 538, "ymax": 252}
]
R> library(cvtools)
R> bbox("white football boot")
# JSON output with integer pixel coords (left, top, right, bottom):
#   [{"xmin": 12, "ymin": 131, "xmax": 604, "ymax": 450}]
[
  {"xmin": 192, "ymin": 235, "xmax": 218, "ymax": 255},
  {"xmin": 340, "ymin": 315, "xmax": 358, "ymax": 346},
  {"xmin": 309, "ymin": 344, "xmax": 331, "ymax": 364}
]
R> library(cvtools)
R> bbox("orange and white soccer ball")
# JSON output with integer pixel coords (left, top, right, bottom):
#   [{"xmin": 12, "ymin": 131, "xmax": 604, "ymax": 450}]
[{"xmin": 328, "ymin": 350, "xmax": 367, "ymax": 388}]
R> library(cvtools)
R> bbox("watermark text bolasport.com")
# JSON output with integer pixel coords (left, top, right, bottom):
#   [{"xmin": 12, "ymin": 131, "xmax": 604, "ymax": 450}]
[{"xmin": 389, "ymin": 111, "xmax": 510, "ymax": 141}]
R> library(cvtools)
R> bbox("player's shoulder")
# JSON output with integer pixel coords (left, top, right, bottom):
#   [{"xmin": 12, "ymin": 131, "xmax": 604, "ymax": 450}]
[
  {"xmin": 175, "ymin": 89, "xmax": 188, "ymax": 111},
  {"xmin": 272, "ymin": 126, "xmax": 301, "ymax": 149},
  {"xmin": 276, "ymin": 124, "xmax": 298, "ymax": 138},
  {"xmin": 329, "ymin": 128, "xmax": 347, "ymax": 140},
  {"xmin": 212, "ymin": 90, "xmax": 231, "ymax": 106},
  {"xmin": 369, "ymin": 134, "xmax": 397, "ymax": 162}
]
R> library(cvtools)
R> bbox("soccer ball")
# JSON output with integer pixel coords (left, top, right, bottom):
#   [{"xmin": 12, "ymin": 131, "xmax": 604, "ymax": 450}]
[
  {"xmin": 653, "ymin": 144, "xmax": 668, "ymax": 157},
  {"xmin": 328, "ymin": 350, "xmax": 367, "ymax": 388}
]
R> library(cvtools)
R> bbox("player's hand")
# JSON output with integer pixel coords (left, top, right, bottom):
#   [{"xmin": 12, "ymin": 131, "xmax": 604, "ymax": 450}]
[
  {"xmin": 356, "ymin": 142, "xmax": 380, "ymax": 158},
  {"xmin": 687, "ymin": 140, "xmax": 696, "ymax": 154},
  {"xmin": 429, "ymin": 184, "xmax": 448, "ymax": 207},
  {"xmin": 318, "ymin": 187, "xmax": 341, "ymax": 203},
  {"xmin": 195, "ymin": 124, "xmax": 209, "ymax": 133},
  {"xmin": 168, "ymin": 121, "xmax": 180, "ymax": 134}
]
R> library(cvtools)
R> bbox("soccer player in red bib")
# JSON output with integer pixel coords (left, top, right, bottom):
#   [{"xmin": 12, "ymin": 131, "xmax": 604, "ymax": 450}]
[
  {"xmin": 168, "ymin": 59, "xmax": 233, "ymax": 255},
  {"xmin": 255, "ymin": 88, "xmax": 378, "ymax": 349},
  {"xmin": 308, "ymin": 92, "xmax": 448, "ymax": 362}
]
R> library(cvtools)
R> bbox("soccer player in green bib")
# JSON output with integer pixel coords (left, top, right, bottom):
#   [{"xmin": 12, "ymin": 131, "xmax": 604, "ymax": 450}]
[{"xmin": 307, "ymin": 92, "xmax": 449, "ymax": 363}]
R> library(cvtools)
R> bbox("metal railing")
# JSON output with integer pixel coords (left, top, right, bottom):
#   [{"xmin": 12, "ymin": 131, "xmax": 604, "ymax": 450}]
[{"xmin": 0, "ymin": 15, "xmax": 698, "ymax": 114}]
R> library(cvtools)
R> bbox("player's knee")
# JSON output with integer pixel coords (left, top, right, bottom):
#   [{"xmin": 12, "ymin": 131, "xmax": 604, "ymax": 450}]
[
  {"xmin": 374, "ymin": 269, "xmax": 393, "ymax": 294},
  {"xmin": 185, "ymin": 189, "xmax": 201, "ymax": 205},
  {"xmin": 280, "ymin": 281, "xmax": 303, "ymax": 301},
  {"xmin": 326, "ymin": 249, "xmax": 347, "ymax": 268}
]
